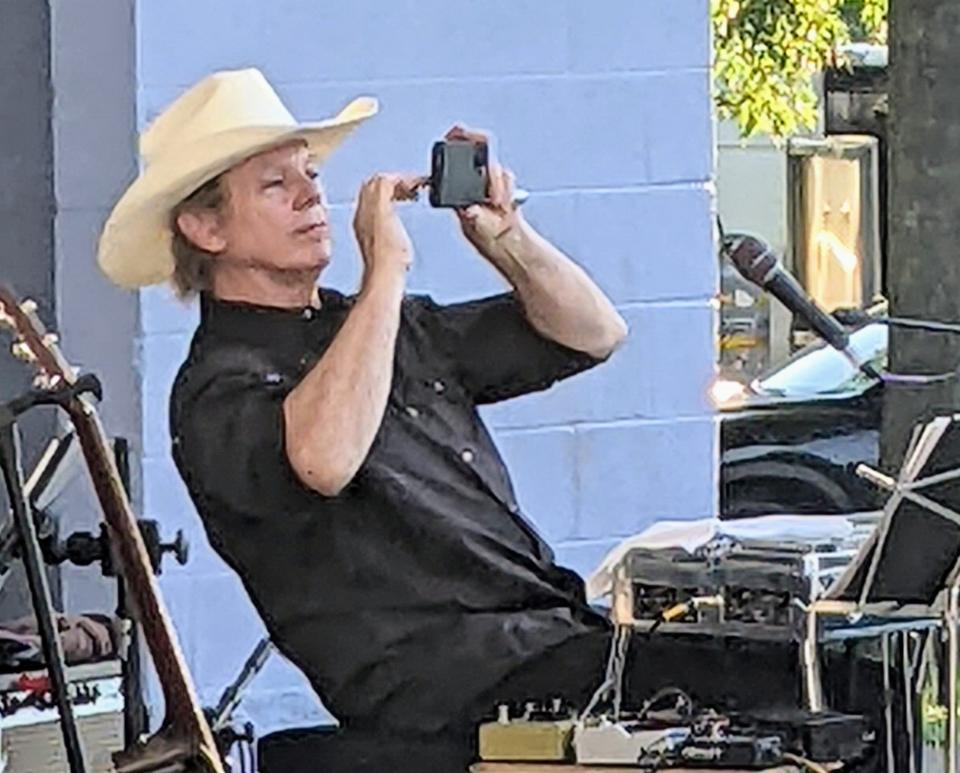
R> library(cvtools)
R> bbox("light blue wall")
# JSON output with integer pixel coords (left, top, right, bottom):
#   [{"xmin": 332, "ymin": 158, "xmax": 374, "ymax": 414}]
[{"xmin": 134, "ymin": 0, "xmax": 718, "ymax": 733}]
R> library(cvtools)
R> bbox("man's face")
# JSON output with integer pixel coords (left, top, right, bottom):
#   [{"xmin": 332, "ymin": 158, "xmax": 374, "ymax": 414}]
[{"xmin": 213, "ymin": 140, "xmax": 331, "ymax": 275}]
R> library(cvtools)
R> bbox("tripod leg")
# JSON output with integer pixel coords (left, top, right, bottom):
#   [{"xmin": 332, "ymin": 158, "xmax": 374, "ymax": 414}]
[{"xmin": 0, "ymin": 415, "xmax": 87, "ymax": 773}]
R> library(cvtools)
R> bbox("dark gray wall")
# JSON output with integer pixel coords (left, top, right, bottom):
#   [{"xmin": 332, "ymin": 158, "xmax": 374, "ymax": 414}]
[
  {"xmin": 0, "ymin": 0, "xmax": 141, "ymax": 619},
  {"xmin": 50, "ymin": 0, "xmax": 140, "ymax": 614},
  {"xmin": 0, "ymin": 0, "xmax": 60, "ymax": 617}
]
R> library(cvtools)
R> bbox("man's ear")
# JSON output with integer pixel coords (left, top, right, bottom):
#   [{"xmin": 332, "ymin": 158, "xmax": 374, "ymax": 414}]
[{"xmin": 176, "ymin": 209, "xmax": 227, "ymax": 254}]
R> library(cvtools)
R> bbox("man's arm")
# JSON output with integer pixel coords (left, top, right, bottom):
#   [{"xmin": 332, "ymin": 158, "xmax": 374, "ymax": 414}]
[
  {"xmin": 283, "ymin": 268, "xmax": 404, "ymax": 496},
  {"xmin": 477, "ymin": 213, "xmax": 628, "ymax": 359},
  {"xmin": 445, "ymin": 125, "xmax": 628, "ymax": 359},
  {"xmin": 283, "ymin": 174, "xmax": 414, "ymax": 497}
]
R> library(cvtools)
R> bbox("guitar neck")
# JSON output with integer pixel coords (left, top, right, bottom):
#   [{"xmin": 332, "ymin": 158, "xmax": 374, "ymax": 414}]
[{"xmin": 66, "ymin": 396, "xmax": 221, "ymax": 767}]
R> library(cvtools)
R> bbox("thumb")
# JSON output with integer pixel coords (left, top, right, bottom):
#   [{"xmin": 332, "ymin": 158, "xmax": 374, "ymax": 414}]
[{"xmin": 456, "ymin": 205, "xmax": 483, "ymax": 227}]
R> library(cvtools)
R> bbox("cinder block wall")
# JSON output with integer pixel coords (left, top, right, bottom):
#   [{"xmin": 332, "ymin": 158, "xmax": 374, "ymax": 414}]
[{"xmin": 134, "ymin": 0, "xmax": 717, "ymax": 733}]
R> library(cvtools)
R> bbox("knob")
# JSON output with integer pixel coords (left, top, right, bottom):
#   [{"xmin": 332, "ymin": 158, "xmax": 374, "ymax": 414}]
[
  {"xmin": 11, "ymin": 341, "xmax": 36, "ymax": 363},
  {"xmin": 161, "ymin": 529, "xmax": 190, "ymax": 567}
]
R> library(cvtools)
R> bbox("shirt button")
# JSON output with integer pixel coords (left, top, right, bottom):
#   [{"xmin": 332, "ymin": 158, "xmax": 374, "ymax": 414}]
[
  {"xmin": 302, "ymin": 308, "xmax": 314, "ymax": 320},
  {"xmin": 508, "ymin": 503, "xmax": 520, "ymax": 515},
  {"xmin": 432, "ymin": 380, "xmax": 446, "ymax": 394},
  {"xmin": 405, "ymin": 406, "xmax": 420, "ymax": 418},
  {"xmin": 460, "ymin": 448, "xmax": 475, "ymax": 464}
]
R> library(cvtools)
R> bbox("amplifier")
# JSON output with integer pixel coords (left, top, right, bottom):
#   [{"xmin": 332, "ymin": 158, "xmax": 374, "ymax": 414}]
[{"xmin": 0, "ymin": 660, "xmax": 124, "ymax": 773}]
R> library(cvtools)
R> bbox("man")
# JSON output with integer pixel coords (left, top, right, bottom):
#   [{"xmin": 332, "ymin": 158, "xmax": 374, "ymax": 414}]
[{"xmin": 98, "ymin": 68, "xmax": 629, "ymax": 751}]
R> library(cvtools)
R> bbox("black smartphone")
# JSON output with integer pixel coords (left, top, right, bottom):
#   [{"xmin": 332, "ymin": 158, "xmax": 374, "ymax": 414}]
[{"xmin": 429, "ymin": 139, "xmax": 489, "ymax": 208}]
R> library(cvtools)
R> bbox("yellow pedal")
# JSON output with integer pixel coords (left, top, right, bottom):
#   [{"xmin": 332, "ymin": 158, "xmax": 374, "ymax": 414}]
[{"xmin": 478, "ymin": 718, "xmax": 575, "ymax": 762}]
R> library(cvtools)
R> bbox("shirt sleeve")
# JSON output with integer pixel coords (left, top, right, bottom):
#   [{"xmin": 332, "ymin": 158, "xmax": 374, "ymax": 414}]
[
  {"xmin": 170, "ymin": 350, "xmax": 314, "ymax": 517},
  {"xmin": 421, "ymin": 291, "xmax": 608, "ymax": 405}
]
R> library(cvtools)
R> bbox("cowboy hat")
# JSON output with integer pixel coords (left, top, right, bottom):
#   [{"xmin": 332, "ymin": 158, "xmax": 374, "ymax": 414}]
[{"xmin": 97, "ymin": 68, "xmax": 377, "ymax": 288}]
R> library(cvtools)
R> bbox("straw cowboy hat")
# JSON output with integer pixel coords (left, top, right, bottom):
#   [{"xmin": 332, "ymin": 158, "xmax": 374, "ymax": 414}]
[{"xmin": 97, "ymin": 68, "xmax": 378, "ymax": 288}]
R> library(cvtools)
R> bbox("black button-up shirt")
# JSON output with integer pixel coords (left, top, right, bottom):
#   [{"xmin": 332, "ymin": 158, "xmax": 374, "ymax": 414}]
[{"xmin": 169, "ymin": 288, "xmax": 610, "ymax": 733}]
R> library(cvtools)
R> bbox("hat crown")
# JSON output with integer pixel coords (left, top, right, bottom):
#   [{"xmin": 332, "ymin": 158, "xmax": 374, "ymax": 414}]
[{"xmin": 140, "ymin": 68, "xmax": 296, "ymax": 166}]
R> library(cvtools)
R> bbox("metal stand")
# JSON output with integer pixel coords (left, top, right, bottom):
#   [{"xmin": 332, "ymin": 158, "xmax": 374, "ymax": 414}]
[
  {"xmin": 204, "ymin": 637, "xmax": 274, "ymax": 772},
  {"xmin": 800, "ymin": 414, "xmax": 960, "ymax": 773},
  {"xmin": 0, "ymin": 395, "xmax": 87, "ymax": 773}
]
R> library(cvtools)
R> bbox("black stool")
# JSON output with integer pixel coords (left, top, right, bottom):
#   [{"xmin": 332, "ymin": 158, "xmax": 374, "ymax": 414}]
[{"xmin": 258, "ymin": 724, "xmax": 474, "ymax": 773}]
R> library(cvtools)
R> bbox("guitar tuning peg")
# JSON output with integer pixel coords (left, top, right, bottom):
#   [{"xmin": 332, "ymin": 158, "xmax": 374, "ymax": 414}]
[
  {"xmin": 43, "ymin": 333, "xmax": 59, "ymax": 346},
  {"xmin": 20, "ymin": 300, "xmax": 37, "ymax": 315},
  {"xmin": 33, "ymin": 374, "xmax": 58, "ymax": 390},
  {"xmin": 0, "ymin": 311, "xmax": 13, "ymax": 331},
  {"xmin": 11, "ymin": 341, "xmax": 36, "ymax": 363}
]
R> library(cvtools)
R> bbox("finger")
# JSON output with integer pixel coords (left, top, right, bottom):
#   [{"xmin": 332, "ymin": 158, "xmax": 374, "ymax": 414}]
[
  {"xmin": 501, "ymin": 168, "xmax": 516, "ymax": 209},
  {"xmin": 369, "ymin": 173, "xmax": 401, "ymax": 206},
  {"xmin": 448, "ymin": 125, "xmax": 490, "ymax": 146},
  {"xmin": 456, "ymin": 205, "xmax": 483, "ymax": 227},
  {"xmin": 487, "ymin": 163, "xmax": 507, "ymax": 208},
  {"xmin": 394, "ymin": 174, "xmax": 430, "ymax": 201}
]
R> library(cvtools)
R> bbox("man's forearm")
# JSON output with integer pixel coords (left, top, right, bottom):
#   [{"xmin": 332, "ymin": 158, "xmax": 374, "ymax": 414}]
[
  {"xmin": 283, "ymin": 268, "xmax": 405, "ymax": 496},
  {"xmin": 482, "ymin": 218, "xmax": 628, "ymax": 358}
]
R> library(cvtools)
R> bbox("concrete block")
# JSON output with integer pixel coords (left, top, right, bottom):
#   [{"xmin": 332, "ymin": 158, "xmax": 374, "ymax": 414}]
[
  {"xmin": 184, "ymin": 572, "xmax": 271, "ymax": 698},
  {"xmin": 137, "ymin": 0, "xmax": 568, "ymax": 89},
  {"xmin": 139, "ymin": 68, "xmax": 712, "ymax": 195},
  {"xmin": 493, "ymin": 427, "xmax": 578, "ymax": 543},
  {"xmin": 140, "ymin": 284, "xmax": 199, "ymax": 337},
  {"xmin": 481, "ymin": 301, "xmax": 716, "ymax": 429},
  {"xmin": 281, "ymin": 72, "xmax": 714, "ymax": 193},
  {"xmin": 141, "ymin": 332, "xmax": 193, "ymax": 458},
  {"xmin": 553, "ymin": 538, "xmax": 623, "ymax": 582},
  {"xmin": 140, "ymin": 455, "xmax": 227, "ymax": 576},
  {"xmin": 568, "ymin": 0, "xmax": 710, "ymax": 74},
  {"xmin": 575, "ymin": 417, "xmax": 718, "ymax": 539}
]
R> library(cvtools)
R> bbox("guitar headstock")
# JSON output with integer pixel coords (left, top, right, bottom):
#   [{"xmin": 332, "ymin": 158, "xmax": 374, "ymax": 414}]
[{"xmin": 0, "ymin": 285, "xmax": 76, "ymax": 390}]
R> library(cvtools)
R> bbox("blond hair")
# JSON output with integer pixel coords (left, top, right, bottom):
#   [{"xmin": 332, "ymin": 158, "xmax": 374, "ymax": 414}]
[{"xmin": 168, "ymin": 174, "xmax": 229, "ymax": 299}]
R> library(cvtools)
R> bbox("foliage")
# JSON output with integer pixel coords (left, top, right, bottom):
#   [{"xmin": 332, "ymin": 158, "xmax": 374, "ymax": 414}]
[{"xmin": 713, "ymin": 0, "xmax": 888, "ymax": 139}]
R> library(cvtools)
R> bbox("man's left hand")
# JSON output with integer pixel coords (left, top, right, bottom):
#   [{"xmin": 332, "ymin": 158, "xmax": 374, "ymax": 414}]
[{"xmin": 444, "ymin": 125, "xmax": 525, "ymax": 261}]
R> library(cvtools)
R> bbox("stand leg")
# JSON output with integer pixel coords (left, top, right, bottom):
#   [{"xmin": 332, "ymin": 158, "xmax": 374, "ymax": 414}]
[
  {"xmin": 0, "ymin": 416, "xmax": 87, "ymax": 773},
  {"xmin": 884, "ymin": 632, "xmax": 896, "ymax": 773},
  {"xmin": 948, "ymin": 586, "xmax": 959, "ymax": 773},
  {"xmin": 112, "ymin": 438, "xmax": 148, "ymax": 749},
  {"xmin": 801, "ymin": 608, "xmax": 824, "ymax": 712},
  {"xmin": 905, "ymin": 632, "xmax": 918, "ymax": 773}
]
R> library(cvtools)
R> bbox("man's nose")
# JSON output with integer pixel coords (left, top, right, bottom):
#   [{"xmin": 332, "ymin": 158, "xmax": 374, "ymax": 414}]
[{"xmin": 294, "ymin": 177, "xmax": 323, "ymax": 212}]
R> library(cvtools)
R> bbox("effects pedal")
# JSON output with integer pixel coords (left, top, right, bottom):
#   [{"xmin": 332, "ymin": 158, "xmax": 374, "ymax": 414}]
[{"xmin": 478, "ymin": 700, "xmax": 575, "ymax": 762}]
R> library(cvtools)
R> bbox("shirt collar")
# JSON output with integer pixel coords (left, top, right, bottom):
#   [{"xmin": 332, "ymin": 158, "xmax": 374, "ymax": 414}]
[{"xmin": 199, "ymin": 288, "xmax": 348, "ymax": 346}]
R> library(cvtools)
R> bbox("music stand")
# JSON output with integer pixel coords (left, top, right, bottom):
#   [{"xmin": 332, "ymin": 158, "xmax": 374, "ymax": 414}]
[{"xmin": 805, "ymin": 413, "xmax": 960, "ymax": 773}]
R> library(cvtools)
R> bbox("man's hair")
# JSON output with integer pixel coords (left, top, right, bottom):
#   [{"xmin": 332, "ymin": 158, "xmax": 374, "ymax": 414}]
[{"xmin": 169, "ymin": 174, "xmax": 229, "ymax": 299}]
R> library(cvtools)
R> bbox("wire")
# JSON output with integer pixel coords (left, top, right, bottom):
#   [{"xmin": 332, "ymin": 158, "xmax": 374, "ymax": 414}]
[
  {"xmin": 636, "ymin": 687, "xmax": 694, "ymax": 722},
  {"xmin": 581, "ymin": 624, "xmax": 632, "ymax": 720}
]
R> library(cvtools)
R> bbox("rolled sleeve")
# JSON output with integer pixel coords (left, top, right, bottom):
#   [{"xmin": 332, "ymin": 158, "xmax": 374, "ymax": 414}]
[
  {"xmin": 171, "ymin": 357, "xmax": 309, "ymax": 517},
  {"xmin": 422, "ymin": 292, "xmax": 607, "ymax": 404}
]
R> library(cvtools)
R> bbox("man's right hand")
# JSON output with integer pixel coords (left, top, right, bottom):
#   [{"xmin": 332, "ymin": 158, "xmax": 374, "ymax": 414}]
[{"xmin": 353, "ymin": 173, "xmax": 419, "ymax": 278}]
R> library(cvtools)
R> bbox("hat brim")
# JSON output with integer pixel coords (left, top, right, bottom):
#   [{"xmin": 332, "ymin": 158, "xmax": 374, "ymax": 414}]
[{"xmin": 98, "ymin": 96, "xmax": 377, "ymax": 289}]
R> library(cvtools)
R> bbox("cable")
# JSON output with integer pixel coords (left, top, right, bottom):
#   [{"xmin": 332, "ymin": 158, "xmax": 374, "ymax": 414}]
[
  {"xmin": 636, "ymin": 687, "xmax": 695, "ymax": 722},
  {"xmin": 581, "ymin": 624, "xmax": 632, "ymax": 720}
]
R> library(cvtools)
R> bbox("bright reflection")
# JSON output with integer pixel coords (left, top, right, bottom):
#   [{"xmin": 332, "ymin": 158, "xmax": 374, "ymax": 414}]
[
  {"xmin": 814, "ymin": 230, "xmax": 859, "ymax": 273},
  {"xmin": 709, "ymin": 378, "xmax": 748, "ymax": 408}
]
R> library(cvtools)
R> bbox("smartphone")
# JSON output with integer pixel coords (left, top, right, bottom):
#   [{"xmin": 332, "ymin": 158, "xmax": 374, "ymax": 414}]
[{"xmin": 429, "ymin": 139, "xmax": 489, "ymax": 208}]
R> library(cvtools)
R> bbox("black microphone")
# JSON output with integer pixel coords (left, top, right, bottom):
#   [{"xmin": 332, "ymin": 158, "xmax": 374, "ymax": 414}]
[
  {"xmin": 724, "ymin": 233, "xmax": 850, "ymax": 351},
  {"xmin": 723, "ymin": 233, "xmax": 881, "ymax": 380}
]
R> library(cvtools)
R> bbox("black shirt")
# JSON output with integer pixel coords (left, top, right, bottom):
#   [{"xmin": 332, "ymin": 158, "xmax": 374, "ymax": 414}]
[{"xmin": 169, "ymin": 288, "xmax": 610, "ymax": 733}]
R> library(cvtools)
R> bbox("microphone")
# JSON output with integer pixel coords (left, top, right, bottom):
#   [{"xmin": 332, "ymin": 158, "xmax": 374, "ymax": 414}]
[
  {"xmin": 724, "ymin": 233, "xmax": 880, "ymax": 379},
  {"xmin": 724, "ymin": 233, "xmax": 849, "ymax": 350}
]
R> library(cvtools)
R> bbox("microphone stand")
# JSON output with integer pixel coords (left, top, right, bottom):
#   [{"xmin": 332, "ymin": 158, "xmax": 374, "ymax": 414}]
[{"xmin": 0, "ymin": 380, "xmax": 100, "ymax": 773}]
